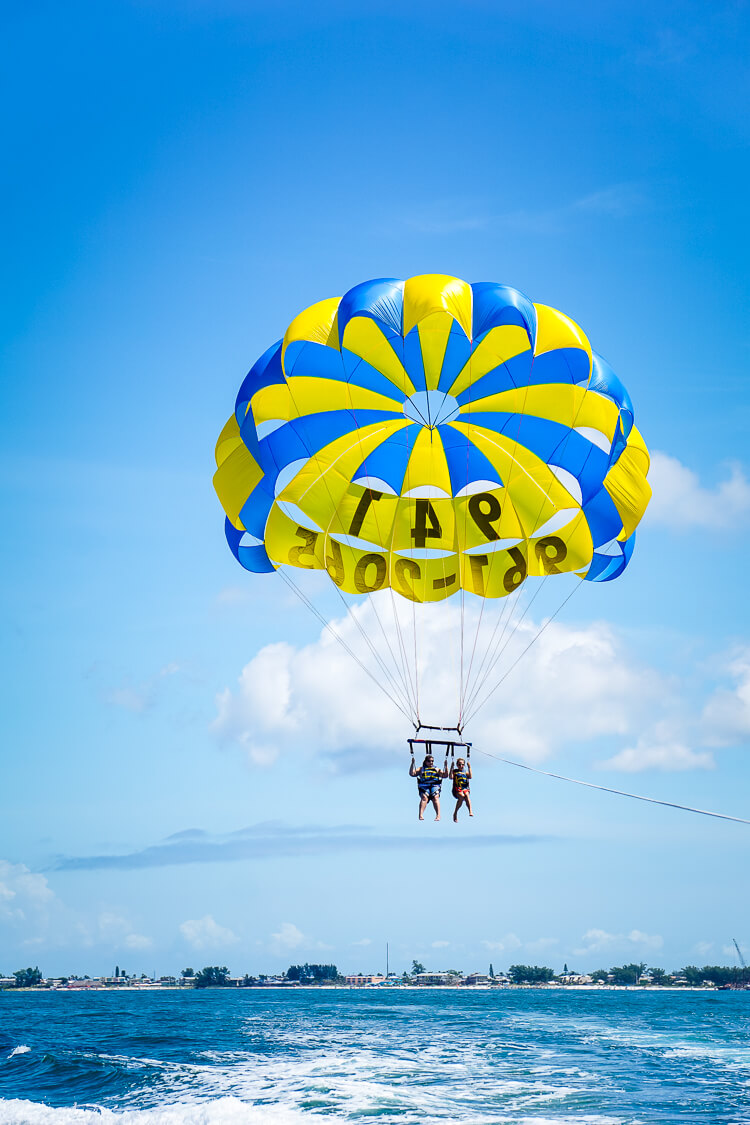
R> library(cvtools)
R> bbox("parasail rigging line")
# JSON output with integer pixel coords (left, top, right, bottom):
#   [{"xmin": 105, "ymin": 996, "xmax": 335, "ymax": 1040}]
[
  {"xmin": 462, "ymin": 576, "xmax": 550, "ymax": 720},
  {"xmin": 473, "ymin": 745, "xmax": 750, "ymax": 825},
  {"xmin": 339, "ymin": 358, "xmax": 421, "ymax": 722},
  {"xmin": 331, "ymin": 583, "xmax": 417, "ymax": 721},
  {"xmin": 464, "ymin": 581, "xmax": 580, "ymax": 724},
  {"xmin": 281, "ymin": 367, "xmax": 417, "ymax": 722},
  {"xmin": 368, "ymin": 591, "xmax": 420, "ymax": 720},
  {"xmin": 277, "ymin": 568, "xmax": 414, "ymax": 724},
  {"xmin": 458, "ymin": 321, "xmax": 539, "ymax": 727},
  {"xmin": 461, "ymin": 581, "xmax": 525, "ymax": 722},
  {"xmin": 390, "ymin": 587, "xmax": 420, "ymax": 722},
  {"xmin": 464, "ymin": 370, "xmax": 594, "ymax": 723}
]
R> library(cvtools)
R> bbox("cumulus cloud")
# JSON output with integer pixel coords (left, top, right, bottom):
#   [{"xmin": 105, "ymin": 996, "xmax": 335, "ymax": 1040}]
[
  {"xmin": 213, "ymin": 595, "xmax": 666, "ymax": 772},
  {"xmin": 213, "ymin": 571, "xmax": 750, "ymax": 776},
  {"xmin": 270, "ymin": 922, "xmax": 305, "ymax": 951},
  {"xmin": 124, "ymin": 932, "xmax": 153, "ymax": 950},
  {"xmin": 599, "ymin": 736, "xmax": 714, "ymax": 773},
  {"xmin": 701, "ymin": 649, "xmax": 750, "ymax": 747},
  {"xmin": 180, "ymin": 914, "xmax": 238, "ymax": 950},
  {"xmin": 106, "ymin": 663, "xmax": 181, "ymax": 714},
  {"xmin": 526, "ymin": 937, "xmax": 560, "ymax": 954},
  {"xmin": 96, "ymin": 911, "xmax": 153, "ymax": 951},
  {"xmin": 574, "ymin": 928, "xmax": 663, "ymax": 958},
  {"xmin": 647, "ymin": 452, "xmax": 750, "ymax": 531},
  {"xmin": 431, "ymin": 940, "xmax": 450, "ymax": 949},
  {"xmin": 481, "ymin": 933, "xmax": 523, "ymax": 955},
  {"xmin": 0, "ymin": 861, "xmax": 54, "ymax": 923},
  {"xmin": 0, "ymin": 861, "xmax": 157, "ymax": 955}
]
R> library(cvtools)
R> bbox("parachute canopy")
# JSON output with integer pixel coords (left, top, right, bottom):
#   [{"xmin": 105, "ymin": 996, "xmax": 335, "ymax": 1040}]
[{"xmin": 214, "ymin": 275, "xmax": 650, "ymax": 603}]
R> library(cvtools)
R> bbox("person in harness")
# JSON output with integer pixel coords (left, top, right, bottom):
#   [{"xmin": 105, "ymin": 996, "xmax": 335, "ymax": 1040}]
[
  {"xmin": 409, "ymin": 752, "xmax": 449, "ymax": 821},
  {"xmin": 450, "ymin": 757, "xmax": 473, "ymax": 822}
]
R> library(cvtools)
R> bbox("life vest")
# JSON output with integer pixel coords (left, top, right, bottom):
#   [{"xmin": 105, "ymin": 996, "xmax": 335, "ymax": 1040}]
[
  {"xmin": 417, "ymin": 766, "xmax": 441, "ymax": 787},
  {"xmin": 452, "ymin": 770, "xmax": 469, "ymax": 795}
]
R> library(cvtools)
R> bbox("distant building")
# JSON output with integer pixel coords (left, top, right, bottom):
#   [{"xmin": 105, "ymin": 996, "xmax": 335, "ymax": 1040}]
[
  {"xmin": 463, "ymin": 973, "xmax": 493, "ymax": 986},
  {"xmin": 345, "ymin": 974, "xmax": 386, "ymax": 986},
  {"xmin": 411, "ymin": 972, "xmax": 453, "ymax": 986}
]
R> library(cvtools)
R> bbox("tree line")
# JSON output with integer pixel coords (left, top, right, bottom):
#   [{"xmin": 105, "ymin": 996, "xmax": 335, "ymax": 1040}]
[{"xmin": 4, "ymin": 961, "xmax": 750, "ymax": 988}]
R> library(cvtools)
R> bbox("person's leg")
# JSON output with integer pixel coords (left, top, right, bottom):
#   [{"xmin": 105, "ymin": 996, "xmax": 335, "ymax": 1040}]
[
  {"xmin": 453, "ymin": 794, "xmax": 464, "ymax": 822},
  {"xmin": 465, "ymin": 792, "xmax": 473, "ymax": 816},
  {"xmin": 418, "ymin": 791, "xmax": 428, "ymax": 820},
  {"xmin": 432, "ymin": 791, "xmax": 441, "ymax": 821}
]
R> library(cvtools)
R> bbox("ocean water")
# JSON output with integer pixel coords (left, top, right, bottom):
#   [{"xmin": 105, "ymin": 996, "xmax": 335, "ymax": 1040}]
[{"xmin": 0, "ymin": 989, "xmax": 749, "ymax": 1124}]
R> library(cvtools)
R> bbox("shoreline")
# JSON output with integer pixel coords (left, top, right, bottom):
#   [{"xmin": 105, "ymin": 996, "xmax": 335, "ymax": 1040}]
[{"xmin": 2, "ymin": 983, "xmax": 738, "ymax": 993}]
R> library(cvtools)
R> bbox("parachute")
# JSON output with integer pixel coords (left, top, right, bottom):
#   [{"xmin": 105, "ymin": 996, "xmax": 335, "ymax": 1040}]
[{"xmin": 214, "ymin": 274, "xmax": 651, "ymax": 728}]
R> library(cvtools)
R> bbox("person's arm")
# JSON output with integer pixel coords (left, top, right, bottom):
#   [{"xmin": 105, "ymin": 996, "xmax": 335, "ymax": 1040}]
[
  {"xmin": 467, "ymin": 762, "xmax": 472, "ymax": 780},
  {"xmin": 449, "ymin": 764, "xmax": 455, "ymax": 779},
  {"xmin": 442, "ymin": 758, "xmax": 449, "ymax": 778},
  {"xmin": 409, "ymin": 758, "xmax": 418, "ymax": 777}
]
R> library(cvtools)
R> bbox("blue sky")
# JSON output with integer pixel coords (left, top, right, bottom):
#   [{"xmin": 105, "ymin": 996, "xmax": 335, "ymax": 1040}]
[{"xmin": 2, "ymin": 0, "xmax": 749, "ymax": 979}]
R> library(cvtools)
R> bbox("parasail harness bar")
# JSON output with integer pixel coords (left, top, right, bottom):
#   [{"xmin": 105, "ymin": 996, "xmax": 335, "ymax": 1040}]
[{"xmin": 409, "ymin": 725, "xmax": 471, "ymax": 760}]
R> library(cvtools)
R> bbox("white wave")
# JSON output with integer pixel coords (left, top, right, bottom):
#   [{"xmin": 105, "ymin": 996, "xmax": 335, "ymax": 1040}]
[
  {"xmin": 7, "ymin": 1046, "xmax": 31, "ymax": 1059},
  {"xmin": 0, "ymin": 1099, "xmax": 306, "ymax": 1124}
]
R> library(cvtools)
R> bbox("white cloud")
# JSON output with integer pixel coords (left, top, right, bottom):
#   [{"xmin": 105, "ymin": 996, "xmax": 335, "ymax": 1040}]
[
  {"xmin": 214, "ymin": 579, "xmax": 750, "ymax": 776},
  {"xmin": 694, "ymin": 941, "xmax": 714, "ymax": 957},
  {"xmin": 0, "ymin": 861, "xmax": 54, "ymax": 923},
  {"xmin": 352, "ymin": 937, "xmax": 372, "ymax": 947},
  {"xmin": 526, "ymin": 937, "xmax": 559, "ymax": 954},
  {"xmin": 723, "ymin": 941, "xmax": 747, "ymax": 960},
  {"xmin": 600, "ymin": 738, "xmax": 714, "ymax": 773},
  {"xmin": 215, "ymin": 585, "xmax": 252, "ymax": 606},
  {"xmin": 431, "ymin": 940, "xmax": 450, "ymax": 949},
  {"xmin": 97, "ymin": 911, "xmax": 153, "ymax": 951},
  {"xmin": 481, "ymin": 933, "xmax": 522, "ymax": 955},
  {"xmin": 124, "ymin": 933, "xmax": 153, "ymax": 950},
  {"xmin": 270, "ymin": 922, "xmax": 305, "ymax": 951},
  {"xmin": 701, "ymin": 649, "xmax": 750, "ymax": 746},
  {"xmin": 180, "ymin": 914, "xmax": 238, "ymax": 951},
  {"xmin": 213, "ymin": 596, "xmax": 666, "ymax": 771},
  {"xmin": 573, "ymin": 184, "xmax": 645, "ymax": 217},
  {"xmin": 574, "ymin": 928, "xmax": 663, "ymax": 958},
  {"xmin": 106, "ymin": 663, "xmax": 181, "ymax": 714},
  {"xmin": 647, "ymin": 452, "xmax": 750, "ymax": 531}
]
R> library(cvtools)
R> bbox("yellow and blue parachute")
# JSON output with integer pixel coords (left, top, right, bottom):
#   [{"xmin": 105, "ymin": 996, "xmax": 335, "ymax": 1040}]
[{"xmin": 214, "ymin": 275, "xmax": 650, "ymax": 603}]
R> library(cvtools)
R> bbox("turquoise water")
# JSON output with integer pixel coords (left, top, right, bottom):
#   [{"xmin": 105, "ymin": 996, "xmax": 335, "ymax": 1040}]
[{"xmin": 1, "ymin": 989, "xmax": 749, "ymax": 1123}]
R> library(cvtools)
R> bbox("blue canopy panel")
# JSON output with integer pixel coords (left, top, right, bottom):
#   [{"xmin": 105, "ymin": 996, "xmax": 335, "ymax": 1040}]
[
  {"xmin": 402, "ymin": 325, "xmax": 426, "ymax": 392},
  {"xmin": 454, "ymin": 350, "xmax": 534, "ymax": 405},
  {"xmin": 225, "ymin": 517, "xmax": 275, "ymax": 573},
  {"xmin": 257, "ymin": 408, "xmax": 400, "ymax": 478},
  {"xmin": 238, "ymin": 476, "xmax": 276, "ymax": 540},
  {"xmin": 436, "ymin": 323, "xmax": 473, "ymax": 392},
  {"xmin": 339, "ymin": 348, "xmax": 409, "ymax": 402},
  {"xmin": 462, "ymin": 411, "xmax": 609, "ymax": 505},
  {"xmin": 608, "ymin": 427, "xmax": 628, "ymax": 470},
  {"xmin": 351, "ymin": 423, "xmax": 421, "ymax": 494},
  {"xmin": 439, "ymin": 424, "xmax": 504, "ymax": 496},
  {"xmin": 283, "ymin": 338, "xmax": 346, "ymax": 382},
  {"xmin": 530, "ymin": 347, "xmax": 591, "ymax": 386},
  {"xmin": 336, "ymin": 278, "xmax": 405, "ymax": 340},
  {"xmin": 590, "ymin": 352, "xmax": 634, "ymax": 439},
  {"xmin": 470, "ymin": 281, "xmax": 537, "ymax": 347},
  {"xmin": 582, "ymin": 487, "xmax": 626, "ymax": 549},
  {"xmin": 583, "ymin": 531, "xmax": 635, "ymax": 582},
  {"xmin": 235, "ymin": 341, "xmax": 285, "ymax": 427},
  {"xmin": 282, "ymin": 339, "xmax": 405, "ymax": 403}
]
